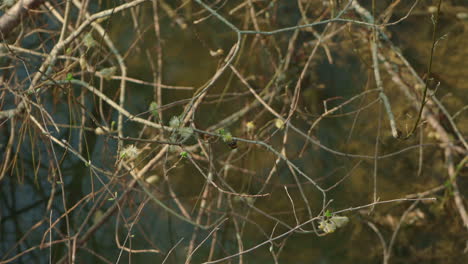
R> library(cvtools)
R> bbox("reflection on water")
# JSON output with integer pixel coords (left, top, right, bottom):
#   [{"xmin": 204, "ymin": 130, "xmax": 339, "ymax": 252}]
[{"xmin": 1, "ymin": 1, "xmax": 467, "ymax": 263}]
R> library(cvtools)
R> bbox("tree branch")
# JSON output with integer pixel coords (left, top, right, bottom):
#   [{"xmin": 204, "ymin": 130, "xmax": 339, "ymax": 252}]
[{"xmin": 0, "ymin": 0, "xmax": 44, "ymax": 38}]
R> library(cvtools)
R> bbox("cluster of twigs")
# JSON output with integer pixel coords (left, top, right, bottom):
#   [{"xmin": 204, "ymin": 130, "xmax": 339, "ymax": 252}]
[{"xmin": 0, "ymin": 0, "xmax": 466, "ymax": 263}]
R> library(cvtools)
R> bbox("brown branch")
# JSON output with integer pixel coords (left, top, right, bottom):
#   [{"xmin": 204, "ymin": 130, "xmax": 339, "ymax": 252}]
[{"xmin": 0, "ymin": 0, "xmax": 44, "ymax": 38}]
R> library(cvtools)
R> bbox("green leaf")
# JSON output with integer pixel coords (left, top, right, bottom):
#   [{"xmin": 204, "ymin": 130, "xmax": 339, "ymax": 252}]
[
  {"xmin": 169, "ymin": 116, "xmax": 181, "ymax": 128},
  {"xmin": 218, "ymin": 128, "xmax": 234, "ymax": 143},
  {"xmin": 66, "ymin": 73, "xmax": 73, "ymax": 81},
  {"xmin": 178, "ymin": 127, "xmax": 193, "ymax": 140},
  {"xmin": 221, "ymin": 132, "xmax": 233, "ymax": 143},
  {"xmin": 84, "ymin": 32, "xmax": 96, "ymax": 48},
  {"xmin": 180, "ymin": 151, "xmax": 188, "ymax": 158},
  {"xmin": 99, "ymin": 66, "xmax": 117, "ymax": 80},
  {"xmin": 149, "ymin": 102, "xmax": 159, "ymax": 117},
  {"xmin": 444, "ymin": 180, "xmax": 452, "ymax": 188},
  {"xmin": 2, "ymin": 0, "xmax": 15, "ymax": 8},
  {"xmin": 325, "ymin": 210, "xmax": 332, "ymax": 218},
  {"xmin": 319, "ymin": 215, "xmax": 349, "ymax": 234},
  {"xmin": 329, "ymin": 216, "xmax": 349, "ymax": 228},
  {"xmin": 108, "ymin": 192, "xmax": 117, "ymax": 201}
]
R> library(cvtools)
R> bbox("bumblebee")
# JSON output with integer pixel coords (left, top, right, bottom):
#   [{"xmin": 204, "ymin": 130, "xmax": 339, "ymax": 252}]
[{"xmin": 227, "ymin": 139, "xmax": 238, "ymax": 149}]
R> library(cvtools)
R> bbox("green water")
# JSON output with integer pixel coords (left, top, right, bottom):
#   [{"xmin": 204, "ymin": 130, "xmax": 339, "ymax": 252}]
[{"xmin": 1, "ymin": 1, "xmax": 467, "ymax": 263}]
